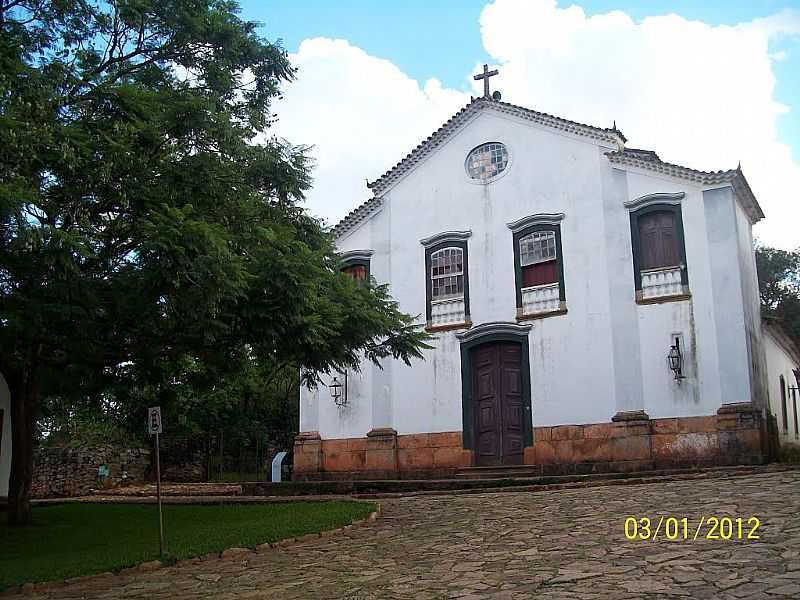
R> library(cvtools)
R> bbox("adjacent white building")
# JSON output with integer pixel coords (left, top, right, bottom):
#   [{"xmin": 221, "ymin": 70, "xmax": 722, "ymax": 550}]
[
  {"xmin": 763, "ymin": 320, "xmax": 800, "ymax": 446},
  {"xmin": 295, "ymin": 93, "xmax": 777, "ymax": 480}
]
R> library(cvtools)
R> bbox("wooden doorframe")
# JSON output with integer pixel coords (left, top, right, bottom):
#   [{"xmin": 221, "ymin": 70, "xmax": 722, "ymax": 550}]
[{"xmin": 458, "ymin": 322, "xmax": 533, "ymax": 457}]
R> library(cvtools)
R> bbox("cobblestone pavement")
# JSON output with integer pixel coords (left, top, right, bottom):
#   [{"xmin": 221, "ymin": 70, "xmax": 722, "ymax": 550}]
[{"xmin": 22, "ymin": 470, "xmax": 800, "ymax": 599}]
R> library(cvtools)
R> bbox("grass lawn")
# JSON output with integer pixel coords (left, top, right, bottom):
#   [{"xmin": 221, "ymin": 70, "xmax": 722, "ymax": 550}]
[{"xmin": 0, "ymin": 500, "xmax": 375, "ymax": 590}]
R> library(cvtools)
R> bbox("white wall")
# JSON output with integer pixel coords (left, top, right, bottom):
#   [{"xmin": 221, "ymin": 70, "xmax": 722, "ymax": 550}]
[
  {"xmin": 0, "ymin": 373, "xmax": 11, "ymax": 497},
  {"xmin": 302, "ymin": 109, "xmax": 762, "ymax": 440},
  {"xmin": 763, "ymin": 329, "xmax": 800, "ymax": 445},
  {"xmin": 624, "ymin": 174, "xmax": 711, "ymax": 418},
  {"xmin": 735, "ymin": 199, "xmax": 769, "ymax": 409}
]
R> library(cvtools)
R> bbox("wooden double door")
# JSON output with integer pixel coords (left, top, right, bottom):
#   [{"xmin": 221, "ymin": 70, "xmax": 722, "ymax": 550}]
[{"xmin": 471, "ymin": 341, "xmax": 524, "ymax": 466}]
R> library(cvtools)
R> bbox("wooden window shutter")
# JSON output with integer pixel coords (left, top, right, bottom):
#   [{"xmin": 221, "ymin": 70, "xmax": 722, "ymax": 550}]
[
  {"xmin": 521, "ymin": 261, "xmax": 558, "ymax": 287},
  {"xmin": 638, "ymin": 210, "xmax": 680, "ymax": 269},
  {"xmin": 343, "ymin": 264, "xmax": 368, "ymax": 281}
]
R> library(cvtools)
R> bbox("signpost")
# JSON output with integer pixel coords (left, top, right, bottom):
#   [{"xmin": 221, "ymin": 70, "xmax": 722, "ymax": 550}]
[{"xmin": 147, "ymin": 406, "xmax": 165, "ymax": 555}]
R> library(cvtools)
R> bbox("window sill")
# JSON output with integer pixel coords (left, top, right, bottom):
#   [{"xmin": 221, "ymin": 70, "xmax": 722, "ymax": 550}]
[
  {"xmin": 430, "ymin": 297, "xmax": 464, "ymax": 306},
  {"xmin": 516, "ymin": 308, "xmax": 568, "ymax": 321},
  {"xmin": 425, "ymin": 321, "xmax": 473, "ymax": 333},
  {"xmin": 636, "ymin": 292, "xmax": 692, "ymax": 306}
]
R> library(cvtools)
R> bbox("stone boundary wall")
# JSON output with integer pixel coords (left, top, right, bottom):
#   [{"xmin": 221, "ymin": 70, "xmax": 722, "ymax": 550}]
[
  {"xmin": 158, "ymin": 435, "xmax": 206, "ymax": 483},
  {"xmin": 293, "ymin": 402, "xmax": 767, "ymax": 480},
  {"xmin": 31, "ymin": 446, "xmax": 151, "ymax": 498}
]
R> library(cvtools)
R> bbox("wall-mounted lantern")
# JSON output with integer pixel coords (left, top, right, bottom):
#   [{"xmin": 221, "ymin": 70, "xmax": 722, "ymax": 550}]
[
  {"xmin": 667, "ymin": 337, "xmax": 685, "ymax": 381},
  {"xmin": 329, "ymin": 372, "xmax": 348, "ymax": 407}
]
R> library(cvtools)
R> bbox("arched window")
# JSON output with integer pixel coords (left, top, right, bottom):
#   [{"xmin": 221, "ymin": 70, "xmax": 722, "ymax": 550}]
[
  {"xmin": 421, "ymin": 231, "xmax": 472, "ymax": 331},
  {"xmin": 507, "ymin": 214, "xmax": 566, "ymax": 319},
  {"xmin": 629, "ymin": 202, "xmax": 689, "ymax": 303},
  {"xmin": 339, "ymin": 250, "xmax": 373, "ymax": 287},
  {"xmin": 430, "ymin": 247, "xmax": 464, "ymax": 300}
]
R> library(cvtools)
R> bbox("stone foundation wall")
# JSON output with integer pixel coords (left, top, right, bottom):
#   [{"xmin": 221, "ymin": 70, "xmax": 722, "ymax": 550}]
[
  {"xmin": 294, "ymin": 429, "xmax": 472, "ymax": 481},
  {"xmin": 294, "ymin": 403, "xmax": 767, "ymax": 480},
  {"xmin": 527, "ymin": 404, "xmax": 765, "ymax": 474},
  {"xmin": 31, "ymin": 445, "xmax": 151, "ymax": 498}
]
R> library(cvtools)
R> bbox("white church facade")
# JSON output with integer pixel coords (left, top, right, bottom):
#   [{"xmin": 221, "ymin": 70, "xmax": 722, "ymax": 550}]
[{"xmin": 295, "ymin": 86, "xmax": 780, "ymax": 480}]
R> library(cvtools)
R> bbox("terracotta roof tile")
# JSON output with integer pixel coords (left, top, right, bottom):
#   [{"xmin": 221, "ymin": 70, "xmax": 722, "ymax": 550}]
[
  {"xmin": 330, "ymin": 196, "xmax": 383, "ymax": 239},
  {"xmin": 366, "ymin": 97, "xmax": 626, "ymax": 196},
  {"xmin": 606, "ymin": 149, "xmax": 764, "ymax": 222},
  {"xmin": 331, "ymin": 102, "xmax": 764, "ymax": 238}
]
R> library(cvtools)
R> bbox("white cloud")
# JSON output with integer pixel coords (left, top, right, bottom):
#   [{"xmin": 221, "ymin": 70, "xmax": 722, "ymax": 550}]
[
  {"xmin": 270, "ymin": 1, "xmax": 800, "ymax": 249},
  {"xmin": 267, "ymin": 38, "xmax": 468, "ymax": 227}
]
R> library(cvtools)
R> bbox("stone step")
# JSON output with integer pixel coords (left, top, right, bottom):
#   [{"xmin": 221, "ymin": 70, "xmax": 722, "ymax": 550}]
[
  {"xmin": 239, "ymin": 464, "xmax": 784, "ymax": 497},
  {"xmin": 454, "ymin": 465, "xmax": 547, "ymax": 479}
]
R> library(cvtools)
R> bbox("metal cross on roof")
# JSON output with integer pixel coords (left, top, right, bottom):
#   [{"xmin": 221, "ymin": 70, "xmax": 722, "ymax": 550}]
[{"xmin": 474, "ymin": 64, "xmax": 499, "ymax": 98}]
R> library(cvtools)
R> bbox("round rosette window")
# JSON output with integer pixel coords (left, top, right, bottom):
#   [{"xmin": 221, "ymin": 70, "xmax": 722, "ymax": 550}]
[{"xmin": 466, "ymin": 142, "xmax": 509, "ymax": 181}]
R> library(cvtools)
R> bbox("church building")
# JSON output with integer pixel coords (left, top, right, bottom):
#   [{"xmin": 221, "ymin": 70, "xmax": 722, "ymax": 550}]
[{"xmin": 295, "ymin": 69, "xmax": 780, "ymax": 480}]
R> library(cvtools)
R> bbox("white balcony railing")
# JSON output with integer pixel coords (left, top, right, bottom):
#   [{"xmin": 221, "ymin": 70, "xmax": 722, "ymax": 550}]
[
  {"xmin": 641, "ymin": 266, "xmax": 684, "ymax": 299},
  {"xmin": 430, "ymin": 296, "xmax": 466, "ymax": 326},
  {"xmin": 521, "ymin": 282, "xmax": 560, "ymax": 315}
]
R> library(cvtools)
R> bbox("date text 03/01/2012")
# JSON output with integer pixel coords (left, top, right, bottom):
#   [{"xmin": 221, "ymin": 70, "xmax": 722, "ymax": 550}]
[{"xmin": 624, "ymin": 516, "xmax": 761, "ymax": 541}]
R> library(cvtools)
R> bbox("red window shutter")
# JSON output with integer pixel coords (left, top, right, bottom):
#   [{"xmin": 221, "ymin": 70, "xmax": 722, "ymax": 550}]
[
  {"xmin": 522, "ymin": 260, "xmax": 558, "ymax": 287},
  {"xmin": 343, "ymin": 265, "xmax": 367, "ymax": 280},
  {"xmin": 638, "ymin": 211, "xmax": 679, "ymax": 269}
]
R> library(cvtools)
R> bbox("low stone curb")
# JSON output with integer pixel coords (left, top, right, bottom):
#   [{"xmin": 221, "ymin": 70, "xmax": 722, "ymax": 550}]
[
  {"xmin": 32, "ymin": 494, "xmax": 360, "ymax": 507},
  {"xmin": 351, "ymin": 463, "xmax": 800, "ymax": 499},
  {"xmin": 2, "ymin": 503, "xmax": 381, "ymax": 597}
]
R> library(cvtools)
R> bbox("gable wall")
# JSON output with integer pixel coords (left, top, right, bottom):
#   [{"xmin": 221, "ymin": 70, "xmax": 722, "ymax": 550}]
[{"xmin": 396, "ymin": 112, "xmax": 624, "ymax": 435}]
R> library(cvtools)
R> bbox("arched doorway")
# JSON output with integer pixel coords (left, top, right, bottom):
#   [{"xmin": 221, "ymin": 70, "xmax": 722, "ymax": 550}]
[{"xmin": 458, "ymin": 323, "xmax": 533, "ymax": 467}]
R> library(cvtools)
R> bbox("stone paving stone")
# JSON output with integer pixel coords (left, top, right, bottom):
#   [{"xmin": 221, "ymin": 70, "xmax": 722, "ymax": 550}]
[{"xmin": 13, "ymin": 470, "xmax": 800, "ymax": 599}]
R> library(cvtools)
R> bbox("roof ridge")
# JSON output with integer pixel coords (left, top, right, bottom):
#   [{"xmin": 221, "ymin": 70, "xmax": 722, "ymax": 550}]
[
  {"xmin": 331, "ymin": 104, "xmax": 765, "ymax": 239},
  {"xmin": 330, "ymin": 196, "xmax": 383, "ymax": 239},
  {"xmin": 606, "ymin": 148, "xmax": 739, "ymax": 180}
]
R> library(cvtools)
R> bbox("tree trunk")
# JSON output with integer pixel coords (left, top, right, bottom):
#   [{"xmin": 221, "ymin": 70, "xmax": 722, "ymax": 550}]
[{"xmin": 7, "ymin": 368, "xmax": 40, "ymax": 526}]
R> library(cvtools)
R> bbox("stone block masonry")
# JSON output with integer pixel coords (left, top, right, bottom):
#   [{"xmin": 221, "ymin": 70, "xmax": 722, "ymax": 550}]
[
  {"xmin": 31, "ymin": 445, "xmax": 151, "ymax": 498},
  {"xmin": 295, "ymin": 429, "xmax": 472, "ymax": 481},
  {"xmin": 293, "ymin": 402, "xmax": 768, "ymax": 480}
]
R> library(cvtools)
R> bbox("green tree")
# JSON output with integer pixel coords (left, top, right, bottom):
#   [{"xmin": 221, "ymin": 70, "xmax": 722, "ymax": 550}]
[
  {"xmin": 1, "ymin": 0, "xmax": 429, "ymax": 525},
  {"xmin": 755, "ymin": 244, "xmax": 800, "ymax": 346}
]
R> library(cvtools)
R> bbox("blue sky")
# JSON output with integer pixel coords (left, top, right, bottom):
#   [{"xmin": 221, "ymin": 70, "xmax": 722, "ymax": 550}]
[
  {"xmin": 237, "ymin": 0, "xmax": 800, "ymax": 248},
  {"xmin": 243, "ymin": 0, "xmax": 800, "ymax": 160}
]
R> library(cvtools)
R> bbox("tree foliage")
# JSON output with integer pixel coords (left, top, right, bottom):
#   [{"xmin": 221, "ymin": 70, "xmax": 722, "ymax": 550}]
[
  {"xmin": 755, "ymin": 244, "xmax": 800, "ymax": 347},
  {"xmin": 0, "ymin": 0, "xmax": 429, "ymax": 524}
]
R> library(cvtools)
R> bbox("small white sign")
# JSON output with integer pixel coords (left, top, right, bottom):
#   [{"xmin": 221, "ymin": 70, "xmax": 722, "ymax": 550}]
[{"xmin": 147, "ymin": 406, "xmax": 163, "ymax": 435}]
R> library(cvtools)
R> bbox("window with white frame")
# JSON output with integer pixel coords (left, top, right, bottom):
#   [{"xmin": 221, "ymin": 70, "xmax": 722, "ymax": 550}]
[
  {"xmin": 518, "ymin": 230, "xmax": 559, "ymax": 290},
  {"xmin": 430, "ymin": 247, "xmax": 464, "ymax": 300},
  {"xmin": 421, "ymin": 232, "xmax": 471, "ymax": 330},
  {"xmin": 508, "ymin": 219, "xmax": 566, "ymax": 319},
  {"xmin": 520, "ymin": 231, "xmax": 557, "ymax": 266}
]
